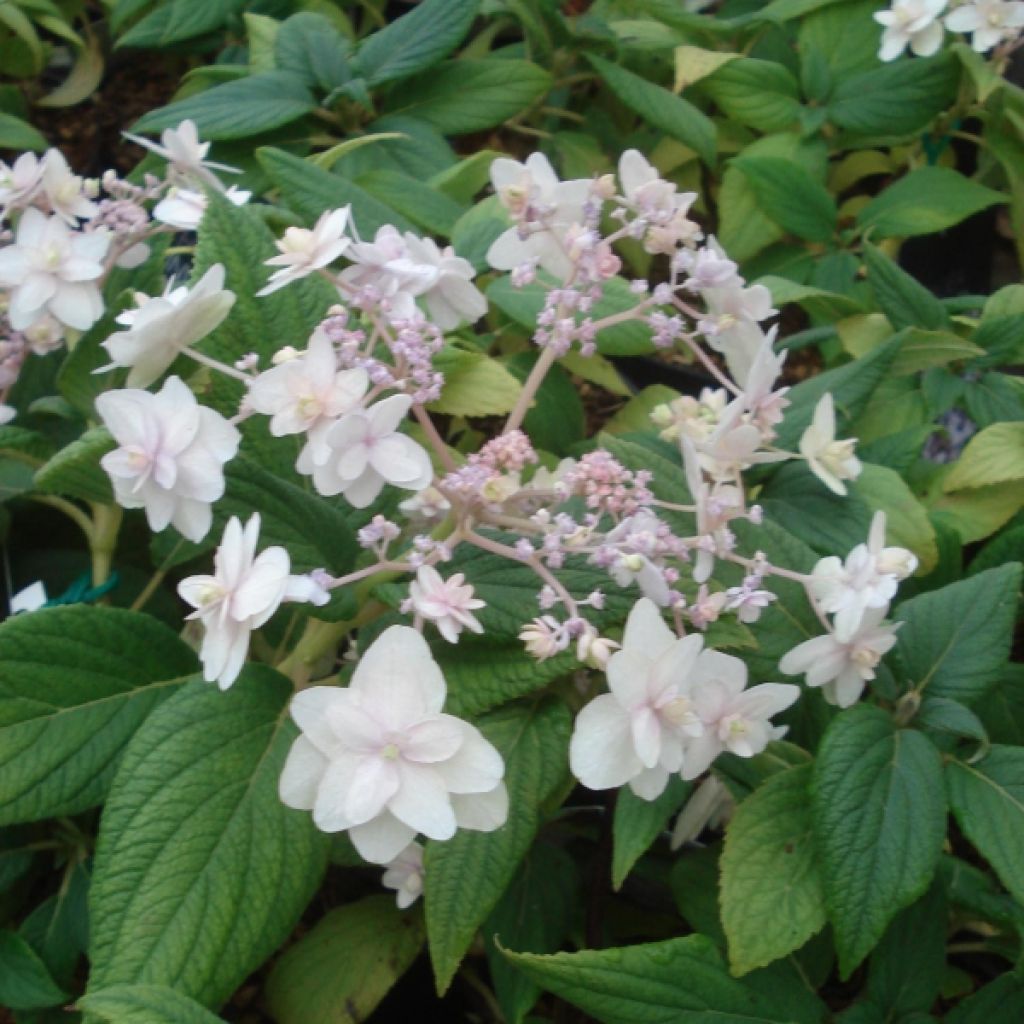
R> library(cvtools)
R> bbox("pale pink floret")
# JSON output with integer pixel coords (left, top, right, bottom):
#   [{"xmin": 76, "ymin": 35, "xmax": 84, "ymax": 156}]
[
  {"xmin": 381, "ymin": 841, "xmax": 425, "ymax": 909},
  {"xmin": 406, "ymin": 565, "xmax": 485, "ymax": 644},
  {"xmin": 257, "ymin": 207, "xmax": 352, "ymax": 296},
  {"xmin": 278, "ymin": 625, "xmax": 508, "ymax": 863}
]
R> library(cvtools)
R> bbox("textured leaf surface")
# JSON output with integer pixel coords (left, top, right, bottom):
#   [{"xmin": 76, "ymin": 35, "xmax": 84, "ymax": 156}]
[
  {"xmin": 947, "ymin": 747, "xmax": 1024, "ymax": 907},
  {"xmin": 0, "ymin": 606, "xmax": 197, "ymax": 825},
  {"xmin": 811, "ymin": 707, "xmax": 945, "ymax": 976},
  {"xmin": 0, "ymin": 930, "xmax": 68, "ymax": 1010},
  {"xmin": 265, "ymin": 896, "xmax": 424, "ymax": 1024},
  {"xmin": 894, "ymin": 564, "xmax": 1022, "ymax": 704},
  {"xmin": 721, "ymin": 765, "xmax": 826, "ymax": 975},
  {"xmin": 33, "ymin": 426, "xmax": 115, "ymax": 503},
  {"xmin": 79, "ymin": 984, "xmax": 225, "ymax": 1023},
  {"xmin": 88, "ymin": 669, "xmax": 329, "ymax": 1007},
  {"xmin": 501, "ymin": 933, "xmax": 810, "ymax": 1023},
  {"xmin": 425, "ymin": 700, "xmax": 570, "ymax": 993},
  {"xmin": 612, "ymin": 778, "xmax": 690, "ymax": 891}
]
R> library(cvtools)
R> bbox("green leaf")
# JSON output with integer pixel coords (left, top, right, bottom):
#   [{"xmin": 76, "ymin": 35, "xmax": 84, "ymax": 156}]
[
  {"xmin": 354, "ymin": 0, "xmax": 478, "ymax": 87},
  {"xmin": 944, "ymin": 424, "xmax": 1024, "ymax": 491},
  {"xmin": 0, "ymin": 606, "xmax": 197, "ymax": 826},
  {"xmin": 0, "ymin": 929, "xmax": 68, "ymax": 1010},
  {"xmin": 87, "ymin": 670, "xmax": 329, "ymax": 1007},
  {"xmin": 132, "ymin": 71, "xmax": 316, "ymax": 141},
  {"xmin": 612, "ymin": 778, "xmax": 691, "ymax": 891},
  {"xmin": 258, "ymin": 146, "xmax": 416, "ymax": 237},
  {"xmin": 274, "ymin": 12, "xmax": 352, "ymax": 91},
  {"xmin": 947, "ymin": 747, "xmax": 1024, "ymax": 908},
  {"xmin": 425, "ymin": 699, "xmax": 570, "ymax": 994},
  {"xmin": 893, "ymin": 564, "xmax": 1022, "ymax": 705},
  {"xmin": 862, "ymin": 243, "xmax": 950, "ymax": 331},
  {"xmin": 354, "ymin": 168, "xmax": 466, "ymax": 237},
  {"xmin": 756, "ymin": 276, "xmax": 862, "ymax": 320},
  {"xmin": 18, "ymin": 858, "xmax": 89, "ymax": 988},
  {"xmin": 890, "ymin": 328, "xmax": 986, "ymax": 375},
  {"xmin": 78, "ymin": 984, "xmax": 225, "ymax": 1023},
  {"xmin": 589, "ymin": 55, "xmax": 716, "ymax": 166},
  {"xmin": 384, "ymin": 58, "xmax": 552, "ymax": 135},
  {"xmin": 700, "ymin": 58, "xmax": 802, "ymax": 133},
  {"xmin": 265, "ymin": 895, "xmax": 424, "ymax": 1024},
  {"xmin": 505, "ymin": 352, "xmax": 585, "ymax": 455},
  {"xmin": 945, "ymin": 974, "xmax": 1024, "ymax": 1024},
  {"xmin": 857, "ymin": 167, "xmax": 1006, "ymax": 239},
  {"xmin": 0, "ymin": 111, "xmax": 47, "ymax": 151},
  {"xmin": 828, "ymin": 53, "xmax": 959, "ymax": 139},
  {"xmin": 486, "ymin": 273, "xmax": 654, "ymax": 357},
  {"xmin": 33, "ymin": 426, "xmax": 115, "ymax": 503},
  {"xmin": 427, "ymin": 348, "xmax": 523, "ymax": 417},
  {"xmin": 500, "ymin": 933, "xmax": 812, "ymax": 1024},
  {"xmin": 116, "ymin": 0, "xmax": 241, "ymax": 48},
  {"xmin": 721, "ymin": 764, "xmax": 826, "ymax": 976},
  {"xmin": 733, "ymin": 157, "xmax": 837, "ymax": 243},
  {"xmin": 811, "ymin": 706, "xmax": 945, "ymax": 976},
  {"xmin": 485, "ymin": 844, "xmax": 580, "ymax": 1024}
]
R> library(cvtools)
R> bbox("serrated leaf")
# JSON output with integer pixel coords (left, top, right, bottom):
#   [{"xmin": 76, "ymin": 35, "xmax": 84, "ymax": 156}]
[
  {"xmin": 353, "ymin": 0, "xmax": 478, "ymax": 87},
  {"xmin": 700, "ymin": 58, "xmax": 802, "ymax": 133},
  {"xmin": 354, "ymin": 168, "xmax": 466, "ymax": 237},
  {"xmin": 425, "ymin": 699, "xmax": 570, "ymax": 993},
  {"xmin": 894, "ymin": 564, "xmax": 1022, "ymax": 705},
  {"xmin": 500, "ymin": 933, "xmax": 808, "ymax": 1024},
  {"xmin": 132, "ymin": 71, "xmax": 316, "ymax": 141},
  {"xmin": 862, "ymin": 243, "xmax": 950, "ymax": 331},
  {"xmin": 612, "ymin": 777, "xmax": 691, "ymax": 891},
  {"xmin": 78, "ymin": 984, "xmax": 224, "ymax": 1023},
  {"xmin": 385, "ymin": 59, "xmax": 553, "ymax": 135},
  {"xmin": 274, "ymin": 12, "xmax": 352, "ymax": 91},
  {"xmin": 33, "ymin": 426, "xmax": 114, "ymax": 503},
  {"xmin": 943, "ymin": 423, "xmax": 1024, "ymax": 491},
  {"xmin": 0, "ymin": 606, "xmax": 197, "ymax": 826},
  {"xmin": 258, "ymin": 146, "xmax": 415, "ymax": 237},
  {"xmin": 428, "ymin": 348, "xmax": 523, "ymax": 417},
  {"xmin": 87, "ymin": 669, "xmax": 329, "ymax": 1007},
  {"xmin": 265, "ymin": 896, "xmax": 424, "ymax": 1024},
  {"xmin": 856, "ymin": 167, "xmax": 1005, "ymax": 239},
  {"xmin": 733, "ymin": 157, "xmax": 837, "ymax": 243},
  {"xmin": 117, "ymin": 0, "xmax": 241, "ymax": 48},
  {"xmin": 721, "ymin": 764, "xmax": 826, "ymax": 975},
  {"xmin": 811, "ymin": 706, "xmax": 945, "ymax": 977},
  {"xmin": 589, "ymin": 54, "xmax": 716, "ymax": 166},
  {"xmin": 947, "ymin": 747, "xmax": 1024, "ymax": 909}
]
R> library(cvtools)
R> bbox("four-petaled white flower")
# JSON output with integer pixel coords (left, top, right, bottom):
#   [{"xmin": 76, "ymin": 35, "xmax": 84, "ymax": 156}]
[
  {"xmin": 405, "ymin": 565, "xmax": 485, "ymax": 643},
  {"xmin": 486, "ymin": 154, "xmax": 591, "ymax": 279},
  {"xmin": 809, "ymin": 512, "xmax": 918, "ymax": 642},
  {"xmin": 680, "ymin": 653, "xmax": 799, "ymax": 779},
  {"xmin": 246, "ymin": 329, "xmax": 369, "ymax": 461},
  {"xmin": 780, "ymin": 606, "xmax": 901, "ymax": 708},
  {"xmin": 178, "ymin": 513, "xmax": 329, "ymax": 689},
  {"xmin": 0, "ymin": 207, "xmax": 108, "ymax": 331},
  {"xmin": 296, "ymin": 394, "xmax": 433, "ymax": 507},
  {"xmin": 97, "ymin": 375, "xmax": 240, "ymax": 542},
  {"xmin": 875, "ymin": 0, "xmax": 948, "ymax": 60},
  {"xmin": 570, "ymin": 599, "xmax": 706, "ymax": 800},
  {"xmin": 800, "ymin": 393, "xmax": 862, "ymax": 496},
  {"xmin": 945, "ymin": 0, "xmax": 1024, "ymax": 51},
  {"xmin": 98, "ymin": 264, "xmax": 236, "ymax": 387},
  {"xmin": 123, "ymin": 119, "xmax": 240, "ymax": 191},
  {"xmin": 278, "ymin": 625, "xmax": 508, "ymax": 863},
  {"xmin": 382, "ymin": 841, "xmax": 425, "ymax": 909},
  {"xmin": 258, "ymin": 208, "xmax": 351, "ymax": 296}
]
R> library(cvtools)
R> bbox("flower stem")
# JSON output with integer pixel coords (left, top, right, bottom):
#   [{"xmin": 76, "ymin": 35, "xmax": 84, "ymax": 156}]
[
  {"xmin": 504, "ymin": 345, "xmax": 558, "ymax": 434},
  {"xmin": 89, "ymin": 503, "xmax": 123, "ymax": 588}
]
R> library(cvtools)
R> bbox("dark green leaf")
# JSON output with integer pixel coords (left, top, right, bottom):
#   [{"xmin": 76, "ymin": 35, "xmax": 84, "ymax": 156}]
[
  {"xmin": 612, "ymin": 777, "xmax": 690, "ymax": 891},
  {"xmin": 733, "ymin": 156, "xmax": 837, "ymax": 242},
  {"xmin": 862, "ymin": 243, "xmax": 950, "ymax": 331}
]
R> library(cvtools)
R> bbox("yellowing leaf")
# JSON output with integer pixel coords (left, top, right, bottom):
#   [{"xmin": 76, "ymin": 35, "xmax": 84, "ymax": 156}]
[
  {"xmin": 934, "ymin": 479, "xmax": 1024, "ymax": 543},
  {"xmin": 673, "ymin": 46, "xmax": 739, "ymax": 92},
  {"xmin": 837, "ymin": 313, "xmax": 893, "ymax": 359},
  {"xmin": 605, "ymin": 385, "xmax": 680, "ymax": 435},
  {"xmin": 944, "ymin": 423, "xmax": 1024, "ymax": 492},
  {"xmin": 428, "ymin": 349, "xmax": 522, "ymax": 417}
]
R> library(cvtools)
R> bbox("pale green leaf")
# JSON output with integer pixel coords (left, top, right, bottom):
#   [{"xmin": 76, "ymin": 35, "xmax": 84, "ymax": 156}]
[
  {"xmin": 427, "ymin": 348, "xmax": 523, "ymax": 417},
  {"xmin": 944, "ymin": 423, "xmax": 1024, "ymax": 491},
  {"xmin": 79, "ymin": 984, "xmax": 225, "ymax": 1023}
]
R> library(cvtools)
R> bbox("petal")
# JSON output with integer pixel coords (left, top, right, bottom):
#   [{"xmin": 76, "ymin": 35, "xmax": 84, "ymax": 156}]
[
  {"xmin": 290, "ymin": 685, "xmax": 348, "ymax": 755},
  {"xmin": 389, "ymin": 762, "xmax": 457, "ymax": 840},
  {"xmin": 433, "ymin": 720, "xmax": 505, "ymax": 794},
  {"xmin": 452, "ymin": 782, "xmax": 509, "ymax": 831},
  {"xmin": 278, "ymin": 735, "xmax": 328, "ymax": 810},
  {"xmin": 344, "ymin": 756, "xmax": 401, "ymax": 826},
  {"xmin": 349, "ymin": 625, "xmax": 447, "ymax": 722},
  {"xmin": 348, "ymin": 811, "xmax": 417, "ymax": 865},
  {"xmin": 628, "ymin": 766, "xmax": 670, "ymax": 801},
  {"xmin": 621, "ymin": 598, "xmax": 676, "ymax": 659},
  {"xmin": 402, "ymin": 716, "xmax": 465, "ymax": 764},
  {"xmin": 569, "ymin": 694, "xmax": 642, "ymax": 790}
]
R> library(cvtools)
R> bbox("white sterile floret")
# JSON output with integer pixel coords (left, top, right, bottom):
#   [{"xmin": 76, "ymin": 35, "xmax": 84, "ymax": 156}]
[
  {"xmin": 617, "ymin": 150, "xmax": 700, "ymax": 253},
  {"xmin": 296, "ymin": 393, "xmax": 433, "ymax": 508},
  {"xmin": 178, "ymin": 513, "xmax": 329, "ymax": 689},
  {"xmin": 97, "ymin": 264, "xmax": 236, "ymax": 387},
  {"xmin": 570, "ymin": 598, "xmax": 705, "ymax": 800},
  {"xmin": 945, "ymin": 0, "xmax": 1024, "ymax": 51},
  {"xmin": 874, "ymin": 0, "xmax": 948, "ymax": 60},
  {"xmin": 0, "ymin": 152, "xmax": 45, "ymax": 211},
  {"xmin": 800, "ymin": 393, "xmax": 863, "ymax": 496},
  {"xmin": 153, "ymin": 186, "xmax": 250, "ymax": 231},
  {"xmin": 339, "ymin": 225, "xmax": 435, "ymax": 317},
  {"xmin": 680, "ymin": 653, "xmax": 799, "ymax": 779},
  {"xmin": 780, "ymin": 606, "xmax": 901, "ymax": 708},
  {"xmin": 0, "ymin": 208, "xmax": 108, "ymax": 331},
  {"xmin": 809, "ymin": 511, "xmax": 918, "ymax": 642},
  {"xmin": 247, "ymin": 329, "xmax": 369, "ymax": 462},
  {"xmin": 258, "ymin": 207, "xmax": 352, "ymax": 296},
  {"xmin": 278, "ymin": 625, "xmax": 508, "ymax": 863},
  {"xmin": 381, "ymin": 841, "xmax": 425, "ymax": 909},
  {"xmin": 405, "ymin": 565, "xmax": 485, "ymax": 644},
  {"xmin": 39, "ymin": 149, "xmax": 97, "ymax": 225},
  {"xmin": 604, "ymin": 510, "xmax": 672, "ymax": 606},
  {"xmin": 670, "ymin": 775, "xmax": 733, "ymax": 850},
  {"xmin": 486, "ymin": 153, "xmax": 592, "ymax": 279},
  {"xmin": 97, "ymin": 375, "xmax": 240, "ymax": 542},
  {"xmin": 401, "ymin": 233, "xmax": 487, "ymax": 329},
  {"xmin": 123, "ymin": 119, "xmax": 240, "ymax": 191}
]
